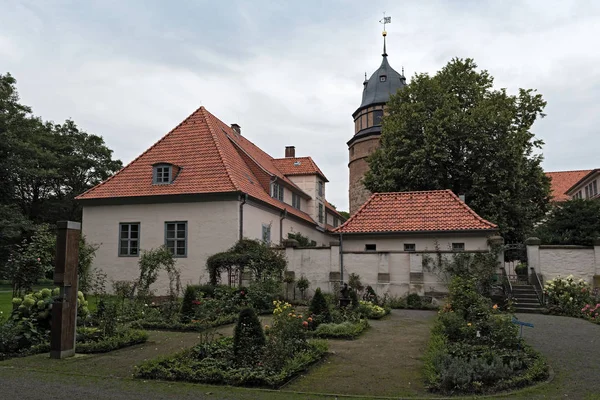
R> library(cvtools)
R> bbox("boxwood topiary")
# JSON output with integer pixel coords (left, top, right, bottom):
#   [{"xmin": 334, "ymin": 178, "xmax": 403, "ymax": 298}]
[{"xmin": 233, "ymin": 307, "xmax": 265, "ymax": 366}]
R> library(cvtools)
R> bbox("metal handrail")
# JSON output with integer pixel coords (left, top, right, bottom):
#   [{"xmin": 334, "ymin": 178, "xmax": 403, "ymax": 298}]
[
  {"xmin": 530, "ymin": 267, "xmax": 545, "ymax": 305},
  {"xmin": 500, "ymin": 267, "xmax": 512, "ymax": 297}
]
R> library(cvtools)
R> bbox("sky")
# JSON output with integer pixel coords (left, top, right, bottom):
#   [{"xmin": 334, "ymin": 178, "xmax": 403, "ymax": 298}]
[{"xmin": 2, "ymin": 0, "xmax": 600, "ymax": 211}]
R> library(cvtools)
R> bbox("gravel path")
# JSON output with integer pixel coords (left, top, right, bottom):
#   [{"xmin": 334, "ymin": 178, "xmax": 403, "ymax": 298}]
[{"xmin": 517, "ymin": 313, "xmax": 600, "ymax": 398}]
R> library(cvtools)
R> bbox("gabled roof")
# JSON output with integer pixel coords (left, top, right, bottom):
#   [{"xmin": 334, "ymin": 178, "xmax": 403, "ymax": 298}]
[
  {"xmin": 565, "ymin": 169, "xmax": 600, "ymax": 195},
  {"xmin": 335, "ymin": 190, "xmax": 497, "ymax": 234},
  {"xmin": 271, "ymin": 157, "xmax": 328, "ymax": 182},
  {"xmin": 76, "ymin": 106, "xmax": 317, "ymax": 225},
  {"xmin": 545, "ymin": 170, "xmax": 593, "ymax": 202}
]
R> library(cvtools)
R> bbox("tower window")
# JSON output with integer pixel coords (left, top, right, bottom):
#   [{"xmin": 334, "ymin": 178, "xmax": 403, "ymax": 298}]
[
  {"xmin": 373, "ymin": 110, "xmax": 384, "ymax": 125},
  {"xmin": 379, "ymin": 75, "xmax": 387, "ymax": 82}
]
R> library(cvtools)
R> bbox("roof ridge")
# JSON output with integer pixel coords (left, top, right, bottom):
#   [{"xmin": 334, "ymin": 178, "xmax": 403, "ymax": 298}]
[
  {"xmin": 443, "ymin": 190, "xmax": 497, "ymax": 228},
  {"xmin": 546, "ymin": 169, "xmax": 594, "ymax": 174},
  {"xmin": 199, "ymin": 108, "xmax": 240, "ymax": 192},
  {"xmin": 76, "ymin": 106, "xmax": 205, "ymax": 199}
]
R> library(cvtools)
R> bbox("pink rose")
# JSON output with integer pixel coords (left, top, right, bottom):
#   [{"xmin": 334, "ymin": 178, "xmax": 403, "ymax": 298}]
[{"xmin": 37, "ymin": 258, "xmax": 41, "ymax": 262}]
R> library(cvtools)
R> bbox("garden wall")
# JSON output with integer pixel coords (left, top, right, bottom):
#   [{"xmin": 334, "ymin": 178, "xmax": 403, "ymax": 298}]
[
  {"xmin": 526, "ymin": 238, "xmax": 600, "ymax": 287},
  {"xmin": 282, "ymin": 237, "xmax": 500, "ymax": 299}
]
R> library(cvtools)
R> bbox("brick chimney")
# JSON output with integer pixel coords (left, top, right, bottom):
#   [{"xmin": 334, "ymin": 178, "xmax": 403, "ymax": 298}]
[
  {"xmin": 230, "ymin": 123, "xmax": 241, "ymax": 134},
  {"xmin": 285, "ymin": 146, "xmax": 295, "ymax": 158}
]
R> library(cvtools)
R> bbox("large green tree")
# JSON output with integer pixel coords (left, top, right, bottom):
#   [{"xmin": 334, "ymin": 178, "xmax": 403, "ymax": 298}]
[
  {"xmin": 364, "ymin": 58, "xmax": 551, "ymax": 242},
  {"xmin": 533, "ymin": 199, "xmax": 600, "ymax": 246}
]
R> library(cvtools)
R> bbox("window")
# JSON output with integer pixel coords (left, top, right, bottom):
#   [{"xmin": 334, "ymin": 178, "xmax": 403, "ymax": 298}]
[
  {"xmin": 292, "ymin": 193, "xmax": 301, "ymax": 210},
  {"xmin": 262, "ymin": 224, "xmax": 271, "ymax": 243},
  {"xmin": 271, "ymin": 182, "xmax": 284, "ymax": 201},
  {"xmin": 365, "ymin": 244, "xmax": 377, "ymax": 251},
  {"xmin": 119, "ymin": 223, "xmax": 140, "ymax": 256},
  {"xmin": 585, "ymin": 186, "xmax": 589, "ymax": 199},
  {"xmin": 318, "ymin": 203, "xmax": 324, "ymax": 223},
  {"xmin": 153, "ymin": 164, "xmax": 172, "ymax": 184},
  {"xmin": 317, "ymin": 181, "xmax": 324, "ymax": 197},
  {"xmin": 165, "ymin": 221, "xmax": 187, "ymax": 257},
  {"xmin": 404, "ymin": 243, "xmax": 416, "ymax": 252},
  {"xmin": 585, "ymin": 180, "xmax": 598, "ymax": 198},
  {"xmin": 373, "ymin": 110, "xmax": 384, "ymax": 125},
  {"xmin": 452, "ymin": 243, "xmax": 465, "ymax": 252},
  {"xmin": 574, "ymin": 190, "xmax": 582, "ymax": 199},
  {"xmin": 379, "ymin": 75, "xmax": 387, "ymax": 82},
  {"xmin": 333, "ymin": 217, "xmax": 339, "ymax": 228}
]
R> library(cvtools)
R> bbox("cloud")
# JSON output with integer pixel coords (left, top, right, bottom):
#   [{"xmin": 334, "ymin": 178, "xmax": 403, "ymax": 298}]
[{"xmin": 1, "ymin": 0, "xmax": 600, "ymax": 210}]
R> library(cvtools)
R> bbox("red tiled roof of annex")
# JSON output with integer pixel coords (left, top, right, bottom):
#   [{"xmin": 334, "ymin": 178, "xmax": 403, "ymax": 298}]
[
  {"xmin": 545, "ymin": 170, "xmax": 593, "ymax": 202},
  {"xmin": 335, "ymin": 190, "xmax": 497, "ymax": 234},
  {"xmin": 76, "ymin": 106, "xmax": 322, "ymax": 225},
  {"xmin": 271, "ymin": 157, "xmax": 328, "ymax": 182}
]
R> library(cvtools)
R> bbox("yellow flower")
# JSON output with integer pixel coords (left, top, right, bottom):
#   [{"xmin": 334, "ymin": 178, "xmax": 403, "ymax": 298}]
[{"xmin": 467, "ymin": 322, "xmax": 472, "ymax": 327}]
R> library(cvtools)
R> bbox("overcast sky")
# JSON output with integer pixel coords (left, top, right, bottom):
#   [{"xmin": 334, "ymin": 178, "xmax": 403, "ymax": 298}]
[{"xmin": 2, "ymin": 0, "xmax": 600, "ymax": 211}]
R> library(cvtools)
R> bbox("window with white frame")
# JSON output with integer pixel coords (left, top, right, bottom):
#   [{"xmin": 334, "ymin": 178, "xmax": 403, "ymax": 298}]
[
  {"xmin": 165, "ymin": 221, "xmax": 187, "ymax": 257},
  {"xmin": 262, "ymin": 224, "xmax": 271, "ymax": 243},
  {"xmin": 292, "ymin": 192, "xmax": 301, "ymax": 210},
  {"xmin": 153, "ymin": 164, "xmax": 172, "ymax": 184},
  {"xmin": 333, "ymin": 217, "xmax": 339, "ymax": 228},
  {"xmin": 119, "ymin": 223, "xmax": 140, "ymax": 256},
  {"xmin": 271, "ymin": 182, "xmax": 284, "ymax": 201}
]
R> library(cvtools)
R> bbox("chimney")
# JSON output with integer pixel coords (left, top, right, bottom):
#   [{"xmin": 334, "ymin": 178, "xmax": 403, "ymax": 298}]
[
  {"xmin": 230, "ymin": 123, "xmax": 241, "ymax": 134},
  {"xmin": 285, "ymin": 146, "xmax": 296, "ymax": 158}
]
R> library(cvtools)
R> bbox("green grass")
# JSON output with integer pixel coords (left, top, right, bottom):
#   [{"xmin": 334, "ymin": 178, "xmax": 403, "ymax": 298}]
[{"xmin": 0, "ymin": 290, "xmax": 12, "ymax": 319}]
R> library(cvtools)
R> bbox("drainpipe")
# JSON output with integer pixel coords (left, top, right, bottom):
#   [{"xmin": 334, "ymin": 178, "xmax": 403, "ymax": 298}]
[
  {"xmin": 239, "ymin": 193, "xmax": 247, "ymax": 241},
  {"xmin": 339, "ymin": 232, "xmax": 344, "ymax": 285},
  {"xmin": 279, "ymin": 209, "xmax": 287, "ymax": 244}
]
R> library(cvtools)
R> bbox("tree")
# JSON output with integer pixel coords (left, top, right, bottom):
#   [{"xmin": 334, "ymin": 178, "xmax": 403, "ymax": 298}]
[
  {"xmin": 364, "ymin": 58, "xmax": 551, "ymax": 243},
  {"xmin": 533, "ymin": 199, "xmax": 600, "ymax": 246}
]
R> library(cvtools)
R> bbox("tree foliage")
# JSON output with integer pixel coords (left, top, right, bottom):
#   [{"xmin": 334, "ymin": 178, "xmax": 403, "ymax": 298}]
[
  {"xmin": 363, "ymin": 58, "xmax": 551, "ymax": 242},
  {"xmin": 533, "ymin": 199, "xmax": 600, "ymax": 245},
  {"xmin": 0, "ymin": 73, "xmax": 122, "ymax": 271}
]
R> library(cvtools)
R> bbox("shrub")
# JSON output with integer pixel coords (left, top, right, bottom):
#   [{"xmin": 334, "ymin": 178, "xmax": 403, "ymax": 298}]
[
  {"xmin": 75, "ymin": 328, "xmax": 148, "ymax": 353},
  {"xmin": 313, "ymin": 319, "xmax": 369, "ymax": 340},
  {"xmin": 233, "ymin": 308, "xmax": 265, "ymax": 366},
  {"xmin": 357, "ymin": 300, "xmax": 389, "ymax": 319},
  {"xmin": 247, "ymin": 279, "xmax": 281, "ymax": 311},
  {"xmin": 309, "ymin": 288, "xmax": 330, "ymax": 324},
  {"xmin": 362, "ymin": 285, "xmax": 379, "ymax": 304},
  {"xmin": 180, "ymin": 285, "xmax": 200, "ymax": 322},
  {"xmin": 349, "ymin": 289, "xmax": 359, "ymax": 309},
  {"xmin": 406, "ymin": 293, "xmax": 422, "ymax": 308},
  {"xmin": 544, "ymin": 275, "xmax": 592, "ymax": 317},
  {"xmin": 581, "ymin": 303, "xmax": 600, "ymax": 323},
  {"xmin": 348, "ymin": 273, "xmax": 364, "ymax": 293}
]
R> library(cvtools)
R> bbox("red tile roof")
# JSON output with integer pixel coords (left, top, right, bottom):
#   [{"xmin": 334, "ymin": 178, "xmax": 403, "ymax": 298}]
[
  {"xmin": 324, "ymin": 200, "xmax": 344, "ymax": 220},
  {"xmin": 545, "ymin": 170, "xmax": 593, "ymax": 202},
  {"xmin": 76, "ymin": 106, "xmax": 319, "ymax": 225},
  {"xmin": 271, "ymin": 157, "xmax": 328, "ymax": 182},
  {"xmin": 335, "ymin": 190, "xmax": 497, "ymax": 234}
]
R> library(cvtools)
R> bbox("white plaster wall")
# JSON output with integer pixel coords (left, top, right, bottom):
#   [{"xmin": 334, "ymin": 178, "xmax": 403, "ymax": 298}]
[
  {"xmin": 341, "ymin": 234, "xmax": 491, "ymax": 252},
  {"xmin": 539, "ymin": 247, "xmax": 597, "ymax": 284},
  {"xmin": 82, "ymin": 201, "xmax": 239, "ymax": 294}
]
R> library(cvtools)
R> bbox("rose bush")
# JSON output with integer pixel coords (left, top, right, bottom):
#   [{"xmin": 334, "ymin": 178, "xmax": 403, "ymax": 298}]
[{"xmin": 544, "ymin": 275, "xmax": 592, "ymax": 317}]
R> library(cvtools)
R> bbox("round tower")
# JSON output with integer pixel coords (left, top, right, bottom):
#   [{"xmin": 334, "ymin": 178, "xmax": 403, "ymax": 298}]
[{"xmin": 348, "ymin": 30, "xmax": 406, "ymax": 215}]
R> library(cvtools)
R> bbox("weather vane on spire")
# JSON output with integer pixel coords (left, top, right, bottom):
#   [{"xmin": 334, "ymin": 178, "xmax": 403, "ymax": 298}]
[{"xmin": 379, "ymin": 12, "xmax": 391, "ymax": 56}]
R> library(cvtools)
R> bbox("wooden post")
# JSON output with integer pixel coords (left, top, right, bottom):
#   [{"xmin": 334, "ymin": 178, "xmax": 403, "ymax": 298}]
[{"xmin": 50, "ymin": 221, "xmax": 80, "ymax": 359}]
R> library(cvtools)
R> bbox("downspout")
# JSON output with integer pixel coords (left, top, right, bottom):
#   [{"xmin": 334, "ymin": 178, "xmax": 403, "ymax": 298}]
[
  {"xmin": 339, "ymin": 232, "xmax": 344, "ymax": 285},
  {"xmin": 239, "ymin": 193, "xmax": 247, "ymax": 241},
  {"xmin": 279, "ymin": 209, "xmax": 287, "ymax": 244}
]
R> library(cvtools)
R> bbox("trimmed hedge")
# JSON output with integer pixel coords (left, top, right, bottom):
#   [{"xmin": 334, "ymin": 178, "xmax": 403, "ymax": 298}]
[
  {"xmin": 139, "ymin": 314, "xmax": 237, "ymax": 332},
  {"xmin": 134, "ymin": 337, "xmax": 328, "ymax": 388},
  {"xmin": 76, "ymin": 329, "xmax": 149, "ymax": 353},
  {"xmin": 312, "ymin": 319, "xmax": 369, "ymax": 340}
]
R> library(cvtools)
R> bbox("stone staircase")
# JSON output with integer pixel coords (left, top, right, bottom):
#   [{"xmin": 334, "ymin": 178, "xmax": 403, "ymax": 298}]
[{"xmin": 512, "ymin": 284, "xmax": 544, "ymax": 313}]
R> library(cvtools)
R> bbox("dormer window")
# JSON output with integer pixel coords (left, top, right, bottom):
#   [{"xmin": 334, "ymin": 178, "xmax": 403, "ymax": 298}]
[
  {"xmin": 379, "ymin": 75, "xmax": 387, "ymax": 82},
  {"xmin": 153, "ymin": 164, "xmax": 173, "ymax": 184}
]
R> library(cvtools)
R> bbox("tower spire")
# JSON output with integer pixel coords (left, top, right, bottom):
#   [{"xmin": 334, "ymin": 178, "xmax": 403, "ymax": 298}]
[{"xmin": 379, "ymin": 12, "xmax": 391, "ymax": 57}]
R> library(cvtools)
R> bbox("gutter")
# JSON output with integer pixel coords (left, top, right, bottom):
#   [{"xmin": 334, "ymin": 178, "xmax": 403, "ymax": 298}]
[{"xmin": 239, "ymin": 193, "xmax": 248, "ymax": 240}]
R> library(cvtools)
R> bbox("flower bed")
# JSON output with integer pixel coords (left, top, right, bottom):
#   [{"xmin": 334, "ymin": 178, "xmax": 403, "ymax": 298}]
[
  {"xmin": 544, "ymin": 275, "xmax": 600, "ymax": 324},
  {"xmin": 312, "ymin": 319, "xmax": 369, "ymax": 340},
  {"xmin": 75, "ymin": 327, "xmax": 148, "ymax": 353},
  {"xmin": 134, "ymin": 336, "xmax": 327, "ymax": 388},
  {"xmin": 423, "ymin": 277, "xmax": 548, "ymax": 394},
  {"xmin": 135, "ymin": 302, "xmax": 328, "ymax": 388}
]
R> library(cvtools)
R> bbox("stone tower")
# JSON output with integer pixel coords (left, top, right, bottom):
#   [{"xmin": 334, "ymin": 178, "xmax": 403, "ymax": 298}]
[{"xmin": 347, "ymin": 32, "xmax": 406, "ymax": 215}]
